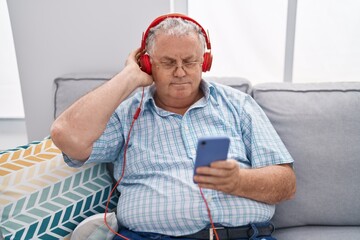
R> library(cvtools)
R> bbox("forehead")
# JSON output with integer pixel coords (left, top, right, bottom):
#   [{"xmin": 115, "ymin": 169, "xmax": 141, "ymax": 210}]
[{"xmin": 152, "ymin": 32, "xmax": 203, "ymax": 59}]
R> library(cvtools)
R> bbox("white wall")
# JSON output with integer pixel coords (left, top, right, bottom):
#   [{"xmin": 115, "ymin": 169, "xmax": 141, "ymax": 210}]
[
  {"xmin": 7, "ymin": 0, "xmax": 173, "ymax": 141},
  {"xmin": 0, "ymin": 0, "xmax": 24, "ymax": 118}
]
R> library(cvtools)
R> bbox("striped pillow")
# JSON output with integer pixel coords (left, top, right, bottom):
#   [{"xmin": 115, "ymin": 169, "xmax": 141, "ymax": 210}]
[{"xmin": 0, "ymin": 138, "xmax": 118, "ymax": 240}]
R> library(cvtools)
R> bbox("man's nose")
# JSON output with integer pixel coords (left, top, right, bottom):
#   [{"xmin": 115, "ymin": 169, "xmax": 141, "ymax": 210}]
[{"xmin": 173, "ymin": 65, "xmax": 187, "ymax": 77}]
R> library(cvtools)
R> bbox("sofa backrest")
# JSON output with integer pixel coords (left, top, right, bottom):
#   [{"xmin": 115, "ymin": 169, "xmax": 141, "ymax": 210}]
[
  {"xmin": 252, "ymin": 82, "xmax": 360, "ymax": 228},
  {"xmin": 204, "ymin": 76, "xmax": 252, "ymax": 94},
  {"xmin": 53, "ymin": 74, "xmax": 360, "ymax": 229},
  {"xmin": 53, "ymin": 74, "xmax": 251, "ymax": 118}
]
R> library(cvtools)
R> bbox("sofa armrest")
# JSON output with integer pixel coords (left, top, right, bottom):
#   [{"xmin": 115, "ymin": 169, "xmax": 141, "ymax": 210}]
[{"xmin": 0, "ymin": 138, "xmax": 118, "ymax": 239}]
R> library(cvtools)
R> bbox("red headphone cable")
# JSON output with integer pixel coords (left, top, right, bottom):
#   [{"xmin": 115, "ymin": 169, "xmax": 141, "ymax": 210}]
[
  {"xmin": 104, "ymin": 87, "xmax": 145, "ymax": 240},
  {"xmin": 199, "ymin": 187, "xmax": 220, "ymax": 240}
]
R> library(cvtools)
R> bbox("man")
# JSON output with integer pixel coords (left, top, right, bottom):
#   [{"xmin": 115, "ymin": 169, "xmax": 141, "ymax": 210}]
[{"xmin": 51, "ymin": 14, "xmax": 296, "ymax": 240}]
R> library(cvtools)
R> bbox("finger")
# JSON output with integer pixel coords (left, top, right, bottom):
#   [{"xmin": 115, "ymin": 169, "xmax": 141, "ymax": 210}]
[
  {"xmin": 210, "ymin": 159, "xmax": 238, "ymax": 169},
  {"xmin": 134, "ymin": 48, "xmax": 145, "ymax": 62},
  {"xmin": 197, "ymin": 174, "xmax": 237, "ymax": 192},
  {"xmin": 125, "ymin": 50, "xmax": 137, "ymax": 66},
  {"xmin": 197, "ymin": 164, "xmax": 237, "ymax": 179},
  {"xmin": 196, "ymin": 166, "xmax": 225, "ymax": 177},
  {"xmin": 195, "ymin": 174, "xmax": 229, "ymax": 186},
  {"xmin": 198, "ymin": 183, "xmax": 217, "ymax": 191}
]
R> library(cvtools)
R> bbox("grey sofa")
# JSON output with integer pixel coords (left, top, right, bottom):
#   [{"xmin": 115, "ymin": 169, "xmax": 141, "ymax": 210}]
[{"xmin": 53, "ymin": 74, "xmax": 360, "ymax": 239}]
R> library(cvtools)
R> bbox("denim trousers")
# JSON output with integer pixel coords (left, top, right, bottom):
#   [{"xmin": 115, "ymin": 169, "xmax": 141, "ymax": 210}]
[{"xmin": 112, "ymin": 222, "xmax": 277, "ymax": 240}]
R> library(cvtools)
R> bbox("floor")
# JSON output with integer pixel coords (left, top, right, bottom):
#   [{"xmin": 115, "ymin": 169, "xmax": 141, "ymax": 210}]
[{"xmin": 0, "ymin": 118, "xmax": 28, "ymax": 151}]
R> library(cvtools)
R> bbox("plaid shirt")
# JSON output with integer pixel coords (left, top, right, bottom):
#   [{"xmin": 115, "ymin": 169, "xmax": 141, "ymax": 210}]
[{"xmin": 64, "ymin": 80, "xmax": 293, "ymax": 236}]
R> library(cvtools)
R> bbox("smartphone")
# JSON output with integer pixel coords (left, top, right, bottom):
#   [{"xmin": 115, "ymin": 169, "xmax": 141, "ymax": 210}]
[{"xmin": 193, "ymin": 136, "xmax": 230, "ymax": 182}]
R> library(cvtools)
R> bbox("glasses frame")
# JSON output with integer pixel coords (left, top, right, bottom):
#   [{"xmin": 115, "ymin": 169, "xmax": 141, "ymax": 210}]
[{"xmin": 151, "ymin": 57, "xmax": 203, "ymax": 73}]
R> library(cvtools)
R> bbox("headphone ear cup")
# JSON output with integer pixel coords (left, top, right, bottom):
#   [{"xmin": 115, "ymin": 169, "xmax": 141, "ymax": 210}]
[
  {"xmin": 139, "ymin": 54, "xmax": 152, "ymax": 75},
  {"xmin": 202, "ymin": 52, "xmax": 213, "ymax": 72}
]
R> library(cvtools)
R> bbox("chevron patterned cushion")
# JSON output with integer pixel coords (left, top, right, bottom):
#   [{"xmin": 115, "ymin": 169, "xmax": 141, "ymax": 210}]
[{"xmin": 0, "ymin": 138, "xmax": 118, "ymax": 240}]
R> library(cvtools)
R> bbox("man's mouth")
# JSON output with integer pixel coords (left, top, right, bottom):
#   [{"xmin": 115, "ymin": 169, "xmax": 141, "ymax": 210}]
[{"xmin": 171, "ymin": 82, "xmax": 189, "ymax": 85}]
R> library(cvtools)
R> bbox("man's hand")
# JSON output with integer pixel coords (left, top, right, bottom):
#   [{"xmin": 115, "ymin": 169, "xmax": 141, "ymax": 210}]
[
  {"xmin": 194, "ymin": 160, "xmax": 296, "ymax": 204},
  {"xmin": 194, "ymin": 159, "xmax": 241, "ymax": 195},
  {"xmin": 124, "ymin": 48, "xmax": 153, "ymax": 87}
]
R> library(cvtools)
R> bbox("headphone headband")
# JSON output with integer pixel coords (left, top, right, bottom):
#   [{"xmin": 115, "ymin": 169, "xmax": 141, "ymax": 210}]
[
  {"xmin": 140, "ymin": 13, "xmax": 211, "ymax": 52},
  {"xmin": 139, "ymin": 13, "xmax": 213, "ymax": 74}
]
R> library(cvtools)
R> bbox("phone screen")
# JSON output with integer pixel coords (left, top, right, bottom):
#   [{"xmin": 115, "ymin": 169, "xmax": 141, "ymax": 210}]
[{"xmin": 193, "ymin": 136, "xmax": 230, "ymax": 182}]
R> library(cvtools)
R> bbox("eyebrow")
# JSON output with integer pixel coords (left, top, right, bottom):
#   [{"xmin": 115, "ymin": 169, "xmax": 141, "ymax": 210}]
[{"xmin": 159, "ymin": 55, "xmax": 197, "ymax": 62}]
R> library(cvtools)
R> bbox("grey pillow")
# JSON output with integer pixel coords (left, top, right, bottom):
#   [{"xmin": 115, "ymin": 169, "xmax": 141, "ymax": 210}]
[
  {"xmin": 54, "ymin": 75, "xmax": 252, "ymax": 119},
  {"xmin": 204, "ymin": 76, "xmax": 251, "ymax": 94},
  {"xmin": 252, "ymin": 82, "xmax": 360, "ymax": 228},
  {"xmin": 53, "ymin": 73, "xmax": 115, "ymax": 118}
]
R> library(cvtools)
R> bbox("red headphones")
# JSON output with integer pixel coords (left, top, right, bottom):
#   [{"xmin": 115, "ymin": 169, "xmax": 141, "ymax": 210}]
[{"xmin": 139, "ymin": 13, "xmax": 213, "ymax": 75}]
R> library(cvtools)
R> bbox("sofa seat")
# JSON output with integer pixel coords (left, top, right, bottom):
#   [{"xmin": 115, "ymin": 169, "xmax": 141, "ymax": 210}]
[{"xmin": 274, "ymin": 226, "xmax": 360, "ymax": 239}]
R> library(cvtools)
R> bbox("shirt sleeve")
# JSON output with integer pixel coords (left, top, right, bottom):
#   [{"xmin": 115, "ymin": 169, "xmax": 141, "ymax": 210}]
[
  {"xmin": 240, "ymin": 95, "xmax": 294, "ymax": 168},
  {"xmin": 63, "ymin": 112, "xmax": 124, "ymax": 168}
]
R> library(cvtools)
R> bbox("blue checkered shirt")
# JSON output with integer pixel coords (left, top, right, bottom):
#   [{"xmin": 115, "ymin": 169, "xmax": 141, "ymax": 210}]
[{"xmin": 64, "ymin": 80, "xmax": 293, "ymax": 236}]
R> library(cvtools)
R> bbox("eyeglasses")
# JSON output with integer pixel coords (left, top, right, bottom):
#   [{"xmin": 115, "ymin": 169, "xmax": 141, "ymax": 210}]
[{"xmin": 154, "ymin": 60, "xmax": 203, "ymax": 73}]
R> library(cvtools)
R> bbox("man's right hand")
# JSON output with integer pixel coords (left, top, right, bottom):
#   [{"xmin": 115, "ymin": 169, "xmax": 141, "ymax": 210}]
[{"xmin": 124, "ymin": 48, "xmax": 154, "ymax": 88}]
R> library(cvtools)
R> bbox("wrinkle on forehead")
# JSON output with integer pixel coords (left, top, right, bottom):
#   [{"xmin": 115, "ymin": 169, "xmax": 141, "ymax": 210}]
[{"xmin": 151, "ymin": 33, "xmax": 204, "ymax": 60}]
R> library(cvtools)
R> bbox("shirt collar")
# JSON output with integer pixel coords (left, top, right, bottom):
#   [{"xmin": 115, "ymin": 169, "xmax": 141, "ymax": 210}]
[
  {"xmin": 201, "ymin": 79, "xmax": 218, "ymax": 103},
  {"xmin": 141, "ymin": 79, "xmax": 218, "ymax": 116}
]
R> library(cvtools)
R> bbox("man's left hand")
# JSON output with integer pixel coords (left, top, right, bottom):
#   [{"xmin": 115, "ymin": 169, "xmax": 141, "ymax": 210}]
[{"xmin": 194, "ymin": 159, "xmax": 241, "ymax": 195}]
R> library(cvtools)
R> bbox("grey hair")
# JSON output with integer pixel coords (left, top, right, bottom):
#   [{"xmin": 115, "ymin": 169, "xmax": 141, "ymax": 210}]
[{"xmin": 146, "ymin": 17, "xmax": 206, "ymax": 56}]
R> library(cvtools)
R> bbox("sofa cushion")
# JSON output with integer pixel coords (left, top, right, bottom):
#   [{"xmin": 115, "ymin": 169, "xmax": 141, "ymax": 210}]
[
  {"xmin": 53, "ymin": 74, "xmax": 251, "ymax": 119},
  {"xmin": 0, "ymin": 138, "xmax": 118, "ymax": 240},
  {"xmin": 273, "ymin": 226, "xmax": 360, "ymax": 240},
  {"xmin": 54, "ymin": 73, "xmax": 116, "ymax": 118},
  {"xmin": 205, "ymin": 76, "xmax": 252, "ymax": 94},
  {"xmin": 252, "ymin": 82, "xmax": 360, "ymax": 228}
]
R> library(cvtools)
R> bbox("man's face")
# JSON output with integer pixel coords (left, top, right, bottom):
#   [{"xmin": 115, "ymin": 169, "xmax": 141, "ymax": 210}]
[{"xmin": 150, "ymin": 32, "xmax": 204, "ymax": 103}]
